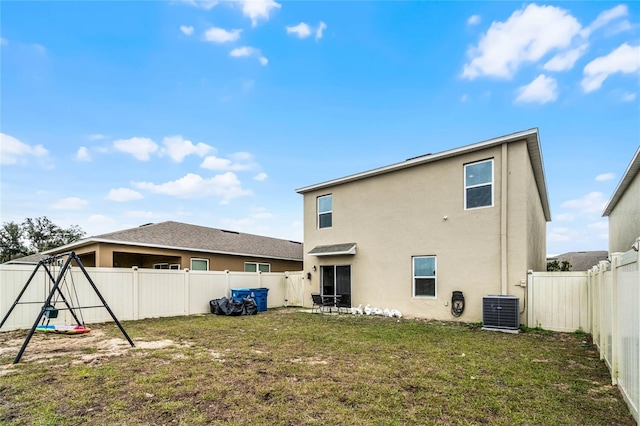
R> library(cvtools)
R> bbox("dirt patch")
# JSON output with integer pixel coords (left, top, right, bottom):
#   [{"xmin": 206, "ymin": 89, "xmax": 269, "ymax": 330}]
[{"xmin": 0, "ymin": 329, "xmax": 178, "ymax": 374}]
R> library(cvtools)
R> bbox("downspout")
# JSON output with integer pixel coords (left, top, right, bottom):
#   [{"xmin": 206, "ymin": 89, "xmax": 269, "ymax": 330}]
[{"xmin": 501, "ymin": 143, "xmax": 508, "ymax": 295}]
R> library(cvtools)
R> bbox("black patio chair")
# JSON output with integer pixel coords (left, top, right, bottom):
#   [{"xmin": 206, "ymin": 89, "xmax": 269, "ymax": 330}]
[
  {"xmin": 336, "ymin": 293, "xmax": 351, "ymax": 313},
  {"xmin": 311, "ymin": 293, "xmax": 324, "ymax": 313}
]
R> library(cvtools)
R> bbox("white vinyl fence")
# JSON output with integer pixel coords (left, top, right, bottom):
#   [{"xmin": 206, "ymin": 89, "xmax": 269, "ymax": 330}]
[
  {"xmin": 0, "ymin": 265, "xmax": 306, "ymax": 331},
  {"xmin": 528, "ymin": 238, "xmax": 640, "ymax": 423}
]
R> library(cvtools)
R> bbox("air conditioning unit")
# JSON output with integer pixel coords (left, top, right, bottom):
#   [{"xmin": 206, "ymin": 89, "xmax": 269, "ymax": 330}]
[{"xmin": 482, "ymin": 295, "xmax": 520, "ymax": 333}]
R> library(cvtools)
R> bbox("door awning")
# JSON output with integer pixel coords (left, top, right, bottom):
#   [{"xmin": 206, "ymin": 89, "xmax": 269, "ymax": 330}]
[{"xmin": 308, "ymin": 243, "xmax": 357, "ymax": 257}]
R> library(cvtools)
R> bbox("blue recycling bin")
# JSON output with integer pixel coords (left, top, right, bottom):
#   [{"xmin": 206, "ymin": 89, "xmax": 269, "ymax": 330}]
[
  {"xmin": 230, "ymin": 288, "xmax": 252, "ymax": 303},
  {"xmin": 250, "ymin": 288, "xmax": 269, "ymax": 312}
]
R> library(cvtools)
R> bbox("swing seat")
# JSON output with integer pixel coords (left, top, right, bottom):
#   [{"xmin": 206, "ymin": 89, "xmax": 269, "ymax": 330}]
[
  {"xmin": 36, "ymin": 325, "xmax": 91, "ymax": 334},
  {"xmin": 44, "ymin": 305, "xmax": 59, "ymax": 319}
]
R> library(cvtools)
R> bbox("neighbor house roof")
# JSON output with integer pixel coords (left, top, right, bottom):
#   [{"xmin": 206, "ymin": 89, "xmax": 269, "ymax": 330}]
[
  {"xmin": 296, "ymin": 128, "xmax": 551, "ymax": 221},
  {"xmin": 602, "ymin": 146, "xmax": 640, "ymax": 217},
  {"xmin": 43, "ymin": 221, "xmax": 304, "ymax": 261},
  {"xmin": 546, "ymin": 251, "xmax": 609, "ymax": 271},
  {"xmin": 3, "ymin": 253, "xmax": 49, "ymax": 265}
]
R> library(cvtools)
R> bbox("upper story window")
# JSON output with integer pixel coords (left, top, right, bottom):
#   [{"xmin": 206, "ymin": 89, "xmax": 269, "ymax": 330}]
[
  {"xmin": 245, "ymin": 262, "xmax": 271, "ymax": 273},
  {"xmin": 318, "ymin": 194, "xmax": 332, "ymax": 229},
  {"xmin": 464, "ymin": 159, "xmax": 493, "ymax": 209}
]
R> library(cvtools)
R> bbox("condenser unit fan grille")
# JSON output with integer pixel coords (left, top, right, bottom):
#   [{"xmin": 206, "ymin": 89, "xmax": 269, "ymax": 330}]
[{"xmin": 482, "ymin": 296, "xmax": 520, "ymax": 330}]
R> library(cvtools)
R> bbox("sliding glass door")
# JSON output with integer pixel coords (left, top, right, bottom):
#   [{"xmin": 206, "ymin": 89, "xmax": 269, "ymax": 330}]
[{"xmin": 321, "ymin": 265, "xmax": 351, "ymax": 297}]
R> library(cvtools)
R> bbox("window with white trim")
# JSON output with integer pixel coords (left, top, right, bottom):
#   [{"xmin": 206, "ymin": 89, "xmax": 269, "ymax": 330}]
[
  {"xmin": 464, "ymin": 159, "xmax": 493, "ymax": 209},
  {"xmin": 245, "ymin": 262, "xmax": 271, "ymax": 273},
  {"xmin": 318, "ymin": 194, "xmax": 332, "ymax": 229},
  {"xmin": 190, "ymin": 258, "xmax": 209, "ymax": 271},
  {"xmin": 154, "ymin": 263, "xmax": 169, "ymax": 269},
  {"xmin": 413, "ymin": 256, "xmax": 436, "ymax": 297}
]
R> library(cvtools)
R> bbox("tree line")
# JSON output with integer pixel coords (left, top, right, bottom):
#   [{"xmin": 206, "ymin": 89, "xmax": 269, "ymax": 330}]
[{"xmin": 0, "ymin": 217, "xmax": 85, "ymax": 263}]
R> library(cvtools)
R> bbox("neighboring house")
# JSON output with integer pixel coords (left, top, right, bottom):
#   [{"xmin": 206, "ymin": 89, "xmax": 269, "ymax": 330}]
[
  {"xmin": 296, "ymin": 128, "xmax": 551, "ymax": 324},
  {"xmin": 38, "ymin": 221, "xmax": 303, "ymax": 272},
  {"xmin": 603, "ymin": 146, "xmax": 640, "ymax": 254},
  {"xmin": 546, "ymin": 251, "xmax": 608, "ymax": 271},
  {"xmin": 3, "ymin": 253, "xmax": 48, "ymax": 265}
]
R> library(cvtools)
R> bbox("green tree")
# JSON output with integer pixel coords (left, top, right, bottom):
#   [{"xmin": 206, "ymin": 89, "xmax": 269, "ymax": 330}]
[
  {"xmin": 0, "ymin": 221, "xmax": 29, "ymax": 263},
  {"xmin": 547, "ymin": 260, "xmax": 572, "ymax": 271},
  {"xmin": 0, "ymin": 217, "xmax": 85, "ymax": 262}
]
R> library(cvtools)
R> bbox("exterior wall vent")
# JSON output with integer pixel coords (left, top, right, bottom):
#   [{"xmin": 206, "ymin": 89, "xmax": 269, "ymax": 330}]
[{"xmin": 482, "ymin": 295, "xmax": 520, "ymax": 333}]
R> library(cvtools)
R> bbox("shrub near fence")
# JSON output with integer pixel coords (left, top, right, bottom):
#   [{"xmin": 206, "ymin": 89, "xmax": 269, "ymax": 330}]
[{"xmin": 0, "ymin": 265, "xmax": 302, "ymax": 331}]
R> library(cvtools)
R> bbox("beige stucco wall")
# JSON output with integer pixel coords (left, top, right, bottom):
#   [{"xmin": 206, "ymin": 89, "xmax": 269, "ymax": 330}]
[
  {"xmin": 608, "ymin": 172, "xmax": 640, "ymax": 254},
  {"xmin": 301, "ymin": 140, "xmax": 547, "ymax": 324},
  {"xmin": 60, "ymin": 243, "xmax": 302, "ymax": 272}
]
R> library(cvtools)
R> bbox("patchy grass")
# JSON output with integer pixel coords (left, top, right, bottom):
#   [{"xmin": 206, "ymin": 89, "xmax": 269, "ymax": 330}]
[{"xmin": 0, "ymin": 308, "xmax": 634, "ymax": 425}]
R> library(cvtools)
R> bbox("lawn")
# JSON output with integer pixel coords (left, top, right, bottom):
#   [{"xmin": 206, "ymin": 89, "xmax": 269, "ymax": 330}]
[{"xmin": 0, "ymin": 308, "xmax": 635, "ymax": 425}]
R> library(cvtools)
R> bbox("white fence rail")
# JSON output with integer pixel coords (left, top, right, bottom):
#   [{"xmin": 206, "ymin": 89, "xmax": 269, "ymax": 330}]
[
  {"xmin": 0, "ymin": 265, "xmax": 306, "ymax": 331},
  {"xmin": 528, "ymin": 238, "xmax": 639, "ymax": 423}
]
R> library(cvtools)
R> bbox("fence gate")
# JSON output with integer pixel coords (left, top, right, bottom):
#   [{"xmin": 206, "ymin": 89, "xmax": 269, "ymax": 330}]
[
  {"xmin": 527, "ymin": 271, "xmax": 589, "ymax": 332},
  {"xmin": 284, "ymin": 272, "xmax": 305, "ymax": 307}
]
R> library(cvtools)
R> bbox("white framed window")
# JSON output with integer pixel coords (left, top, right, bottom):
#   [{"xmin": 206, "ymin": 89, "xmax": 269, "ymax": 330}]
[
  {"xmin": 245, "ymin": 262, "xmax": 271, "ymax": 273},
  {"xmin": 154, "ymin": 263, "xmax": 169, "ymax": 270},
  {"xmin": 190, "ymin": 258, "xmax": 209, "ymax": 271},
  {"xmin": 464, "ymin": 159, "xmax": 493, "ymax": 209},
  {"xmin": 318, "ymin": 194, "xmax": 332, "ymax": 229},
  {"xmin": 413, "ymin": 256, "xmax": 436, "ymax": 297},
  {"xmin": 170, "ymin": 264, "xmax": 180, "ymax": 270}
]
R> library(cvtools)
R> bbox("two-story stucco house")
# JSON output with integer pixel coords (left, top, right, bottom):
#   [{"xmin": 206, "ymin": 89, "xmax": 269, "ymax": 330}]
[
  {"xmin": 603, "ymin": 146, "xmax": 640, "ymax": 254},
  {"xmin": 296, "ymin": 128, "xmax": 551, "ymax": 324}
]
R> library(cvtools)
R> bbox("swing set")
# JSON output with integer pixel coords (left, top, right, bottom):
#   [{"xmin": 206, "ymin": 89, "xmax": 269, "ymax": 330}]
[{"xmin": 0, "ymin": 251, "xmax": 134, "ymax": 363}]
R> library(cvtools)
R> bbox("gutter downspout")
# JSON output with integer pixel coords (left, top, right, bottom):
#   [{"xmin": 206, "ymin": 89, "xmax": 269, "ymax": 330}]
[{"xmin": 501, "ymin": 143, "xmax": 508, "ymax": 295}]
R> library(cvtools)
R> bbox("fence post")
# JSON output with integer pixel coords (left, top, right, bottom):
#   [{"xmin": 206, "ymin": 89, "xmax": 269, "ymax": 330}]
[
  {"xmin": 184, "ymin": 268, "xmax": 190, "ymax": 316},
  {"xmin": 132, "ymin": 266, "xmax": 139, "ymax": 321},
  {"xmin": 225, "ymin": 270, "xmax": 230, "ymax": 298},
  {"xmin": 597, "ymin": 260, "xmax": 608, "ymax": 360},
  {"xmin": 610, "ymin": 253, "xmax": 621, "ymax": 385},
  {"xmin": 527, "ymin": 270, "xmax": 534, "ymax": 328}
]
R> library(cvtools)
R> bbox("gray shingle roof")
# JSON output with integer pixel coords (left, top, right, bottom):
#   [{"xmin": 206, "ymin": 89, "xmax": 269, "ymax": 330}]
[
  {"xmin": 48, "ymin": 221, "xmax": 303, "ymax": 261},
  {"xmin": 547, "ymin": 251, "xmax": 608, "ymax": 271}
]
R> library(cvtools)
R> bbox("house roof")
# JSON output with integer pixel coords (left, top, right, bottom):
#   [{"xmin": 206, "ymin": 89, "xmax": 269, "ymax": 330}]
[
  {"xmin": 43, "ymin": 221, "xmax": 304, "ymax": 262},
  {"xmin": 546, "ymin": 251, "xmax": 609, "ymax": 271},
  {"xmin": 602, "ymin": 146, "xmax": 640, "ymax": 217},
  {"xmin": 296, "ymin": 128, "xmax": 551, "ymax": 221},
  {"xmin": 3, "ymin": 253, "xmax": 49, "ymax": 265}
]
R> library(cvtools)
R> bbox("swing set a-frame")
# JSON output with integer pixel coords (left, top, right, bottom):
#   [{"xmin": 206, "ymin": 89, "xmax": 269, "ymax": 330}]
[{"xmin": 0, "ymin": 251, "xmax": 134, "ymax": 363}]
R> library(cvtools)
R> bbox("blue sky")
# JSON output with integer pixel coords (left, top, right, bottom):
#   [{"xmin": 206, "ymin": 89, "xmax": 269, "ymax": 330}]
[{"xmin": 1, "ymin": 1, "xmax": 638, "ymax": 256}]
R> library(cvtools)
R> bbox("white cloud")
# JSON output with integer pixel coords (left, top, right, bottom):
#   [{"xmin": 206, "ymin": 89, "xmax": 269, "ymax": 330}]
[
  {"xmin": 316, "ymin": 21, "xmax": 327, "ymax": 41},
  {"xmin": 622, "ymin": 92, "xmax": 637, "ymax": 102},
  {"xmin": 561, "ymin": 191, "xmax": 608, "ymax": 214},
  {"xmin": 0, "ymin": 37, "xmax": 7, "ymax": 46},
  {"xmin": 543, "ymin": 44, "xmax": 588, "ymax": 72},
  {"xmin": 548, "ymin": 227, "xmax": 573, "ymax": 243},
  {"xmin": 200, "ymin": 152, "xmax": 255, "ymax": 171},
  {"xmin": 180, "ymin": 25, "xmax": 194, "ymax": 36},
  {"xmin": 0, "ymin": 133, "xmax": 49, "ymax": 165},
  {"xmin": 124, "ymin": 211, "xmax": 157, "ymax": 219},
  {"xmin": 113, "ymin": 137, "xmax": 158, "ymax": 161},
  {"xmin": 50, "ymin": 197, "xmax": 88, "ymax": 210},
  {"xmin": 286, "ymin": 22, "xmax": 312, "ymax": 39},
  {"xmin": 230, "ymin": 46, "xmax": 268, "ymax": 66},
  {"xmin": 107, "ymin": 188, "xmax": 144, "ymax": 202},
  {"xmin": 254, "ymin": 172, "xmax": 268, "ymax": 181},
  {"xmin": 239, "ymin": 0, "xmax": 281, "ymax": 27},
  {"xmin": 554, "ymin": 213, "xmax": 576, "ymax": 222},
  {"xmin": 133, "ymin": 172, "xmax": 252, "ymax": 202},
  {"xmin": 595, "ymin": 173, "xmax": 615, "ymax": 181},
  {"xmin": 581, "ymin": 43, "xmax": 640, "ymax": 92},
  {"xmin": 204, "ymin": 27, "xmax": 242, "ymax": 43},
  {"xmin": 160, "ymin": 135, "xmax": 213, "ymax": 162},
  {"xmin": 182, "ymin": 0, "xmax": 217, "ymax": 10},
  {"xmin": 76, "ymin": 146, "xmax": 91, "ymax": 162},
  {"xmin": 515, "ymin": 74, "xmax": 558, "ymax": 104},
  {"xmin": 581, "ymin": 4, "xmax": 628, "ymax": 38},
  {"xmin": 87, "ymin": 134, "xmax": 106, "ymax": 140},
  {"xmin": 462, "ymin": 4, "xmax": 581, "ymax": 79},
  {"xmin": 467, "ymin": 15, "xmax": 481, "ymax": 26}
]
